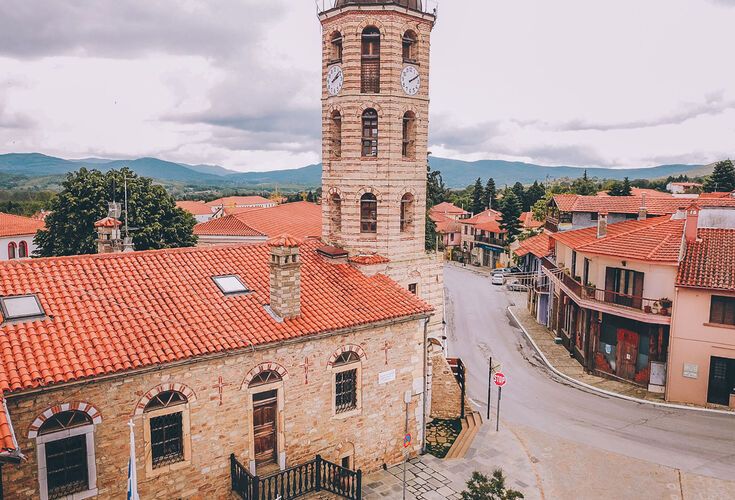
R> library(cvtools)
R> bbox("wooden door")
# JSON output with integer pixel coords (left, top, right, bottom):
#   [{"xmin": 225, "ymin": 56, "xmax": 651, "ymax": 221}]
[
  {"xmin": 708, "ymin": 357, "xmax": 734, "ymax": 406},
  {"xmin": 616, "ymin": 329, "xmax": 638, "ymax": 380},
  {"xmin": 253, "ymin": 392, "xmax": 277, "ymax": 464}
]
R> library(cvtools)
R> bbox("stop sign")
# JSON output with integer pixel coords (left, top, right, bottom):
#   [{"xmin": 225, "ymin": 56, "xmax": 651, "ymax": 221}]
[{"xmin": 494, "ymin": 372, "xmax": 507, "ymax": 387}]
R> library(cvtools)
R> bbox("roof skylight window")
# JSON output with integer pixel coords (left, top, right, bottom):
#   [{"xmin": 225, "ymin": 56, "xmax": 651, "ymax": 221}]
[
  {"xmin": 1, "ymin": 295, "xmax": 45, "ymax": 321},
  {"xmin": 212, "ymin": 275, "xmax": 250, "ymax": 295}
]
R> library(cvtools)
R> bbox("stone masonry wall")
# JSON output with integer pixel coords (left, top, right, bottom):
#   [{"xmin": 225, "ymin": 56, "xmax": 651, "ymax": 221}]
[
  {"xmin": 429, "ymin": 350, "xmax": 463, "ymax": 420},
  {"xmin": 2, "ymin": 318, "xmax": 425, "ymax": 499}
]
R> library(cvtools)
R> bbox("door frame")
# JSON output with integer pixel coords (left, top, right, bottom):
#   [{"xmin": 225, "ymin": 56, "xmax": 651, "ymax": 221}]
[
  {"xmin": 247, "ymin": 380, "xmax": 286, "ymax": 474},
  {"xmin": 707, "ymin": 356, "xmax": 735, "ymax": 406}
]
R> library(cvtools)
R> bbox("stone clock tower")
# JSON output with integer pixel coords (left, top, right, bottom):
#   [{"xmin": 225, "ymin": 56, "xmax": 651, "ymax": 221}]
[{"xmin": 318, "ymin": 0, "xmax": 443, "ymax": 338}]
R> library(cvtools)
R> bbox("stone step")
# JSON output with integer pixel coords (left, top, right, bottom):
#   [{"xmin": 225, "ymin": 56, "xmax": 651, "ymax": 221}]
[{"xmin": 444, "ymin": 411, "xmax": 481, "ymax": 460}]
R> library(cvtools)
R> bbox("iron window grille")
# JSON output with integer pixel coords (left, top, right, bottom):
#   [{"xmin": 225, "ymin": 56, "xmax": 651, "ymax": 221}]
[
  {"xmin": 46, "ymin": 434, "xmax": 89, "ymax": 499},
  {"xmin": 335, "ymin": 369, "xmax": 358, "ymax": 413},
  {"xmin": 150, "ymin": 412, "xmax": 184, "ymax": 468}
]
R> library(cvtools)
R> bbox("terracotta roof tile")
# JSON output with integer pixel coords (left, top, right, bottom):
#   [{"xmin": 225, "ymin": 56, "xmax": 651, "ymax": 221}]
[
  {"xmin": 0, "ymin": 397, "xmax": 17, "ymax": 455},
  {"xmin": 429, "ymin": 202, "xmax": 468, "ymax": 217},
  {"xmin": 176, "ymin": 200, "xmax": 213, "ymax": 216},
  {"xmin": 463, "ymin": 209, "xmax": 504, "ymax": 233},
  {"xmin": 195, "ymin": 202, "xmax": 321, "ymax": 240},
  {"xmin": 677, "ymin": 229, "xmax": 735, "ymax": 290},
  {"xmin": 551, "ymin": 216, "xmax": 684, "ymax": 263},
  {"xmin": 267, "ymin": 234, "xmax": 303, "ymax": 248},
  {"xmin": 0, "ymin": 241, "xmax": 432, "ymax": 395},
  {"xmin": 553, "ymin": 194, "xmax": 735, "ymax": 216},
  {"xmin": 93, "ymin": 217, "xmax": 121, "ymax": 228},
  {"xmin": 0, "ymin": 212, "xmax": 45, "ymax": 238},
  {"xmin": 514, "ymin": 232, "xmax": 551, "ymax": 258},
  {"xmin": 520, "ymin": 212, "xmax": 543, "ymax": 229},
  {"xmin": 349, "ymin": 254, "xmax": 390, "ymax": 265},
  {"xmin": 206, "ymin": 196, "xmax": 274, "ymax": 208}
]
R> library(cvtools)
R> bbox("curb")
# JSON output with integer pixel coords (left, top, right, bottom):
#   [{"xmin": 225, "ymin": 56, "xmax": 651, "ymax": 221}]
[{"xmin": 506, "ymin": 306, "xmax": 735, "ymax": 417}]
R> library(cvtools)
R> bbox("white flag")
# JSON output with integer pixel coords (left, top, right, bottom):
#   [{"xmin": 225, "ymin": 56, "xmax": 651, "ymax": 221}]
[{"xmin": 127, "ymin": 420, "xmax": 140, "ymax": 500}]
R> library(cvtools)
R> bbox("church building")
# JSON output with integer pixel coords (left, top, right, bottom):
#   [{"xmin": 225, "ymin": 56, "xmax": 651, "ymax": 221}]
[{"xmin": 0, "ymin": 1, "xmax": 442, "ymax": 498}]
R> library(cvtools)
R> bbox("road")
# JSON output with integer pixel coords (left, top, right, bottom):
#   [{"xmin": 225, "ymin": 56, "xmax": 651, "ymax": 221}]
[{"xmin": 443, "ymin": 264, "xmax": 735, "ymax": 482}]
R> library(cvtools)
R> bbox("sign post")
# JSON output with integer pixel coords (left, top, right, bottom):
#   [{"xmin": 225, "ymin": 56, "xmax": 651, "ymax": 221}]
[
  {"xmin": 493, "ymin": 372, "xmax": 507, "ymax": 432},
  {"xmin": 486, "ymin": 357, "xmax": 492, "ymax": 421}
]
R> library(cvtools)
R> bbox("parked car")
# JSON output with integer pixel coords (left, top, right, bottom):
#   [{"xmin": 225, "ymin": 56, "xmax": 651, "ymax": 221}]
[
  {"xmin": 491, "ymin": 273, "xmax": 505, "ymax": 285},
  {"xmin": 506, "ymin": 279, "xmax": 529, "ymax": 292},
  {"xmin": 496, "ymin": 266, "xmax": 522, "ymax": 275}
]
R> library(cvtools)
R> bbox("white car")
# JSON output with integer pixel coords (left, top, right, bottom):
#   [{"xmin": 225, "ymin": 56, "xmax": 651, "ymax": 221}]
[{"xmin": 491, "ymin": 273, "xmax": 505, "ymax": 285}]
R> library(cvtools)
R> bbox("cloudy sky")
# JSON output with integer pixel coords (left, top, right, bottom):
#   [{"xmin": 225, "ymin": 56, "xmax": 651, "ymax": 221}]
[{"xmin": 0, "ymin": 0, "xmax": 733, "ymax": 172}]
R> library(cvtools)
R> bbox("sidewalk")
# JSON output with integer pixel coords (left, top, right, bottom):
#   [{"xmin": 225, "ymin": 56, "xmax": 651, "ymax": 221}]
[{"xmin": 509, "ymin": 304, "xmax": 735, "ymax": 413}]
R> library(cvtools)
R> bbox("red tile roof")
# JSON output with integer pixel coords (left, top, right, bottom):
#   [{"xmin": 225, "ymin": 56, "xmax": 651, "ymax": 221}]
[
  {"xmin": 349, "ymin": 254, "xmax": 390, "ymax": 265},
  {"xmin": 429, "ymin": 202, "xmax": 468, "ymax": 218},
  {"xmin": 0, "ymin": 397, "xmax": 18, "ymax": 456},
  {"xmin": 514, "ymin": 232, "xmax": 551, "ymax": 258},
  {"xmin": 0, "ymin": 241, "xmax": 432, "ymax": 395},
  {"xmin": 195, "ymin": 202, "xmax": 322, "ymax": 240},
  {"xmin": 551, "ymin": 216, "xmax": 685, "ymax": 263},
  {"xmin": 0, "ymin": 212, "xmax": 45, "ymax": 238},
  {"xmin": 463, "ymin": 209, "xmax": 504, "ymax": 233},
  {"xmin": 93, "ymin": 217, "xmax": 121, "ymax": 228},
  {"xmin": 267, "ymin": 234, "xmax": 303, "ymax": 248},
  {"xmin": 596, "ymin": 188, "xmax": 673, "ymax": 198},
  {"xmin": 677, "ymin": 229, "xmax": 735, "ymax": 291},
  {"xmin": 520, "ymin": 212, "xmax": 543, "ymax": 229},
  {"xmin": 207, "ymin": 196, "xmax": 275, "ymax": 208},
  {"xmin": 176, "ymin": 200, "xmax": 213, "ymax": 216},
  {"xmin": 552, "ymin": 194, "xmax": 735, "ymax": 215}
]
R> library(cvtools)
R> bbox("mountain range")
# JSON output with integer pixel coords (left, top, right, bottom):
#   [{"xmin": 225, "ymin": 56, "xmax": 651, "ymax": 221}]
[{"xmin": 0, "ymin": 152, "xmax": 709, "ymax": 190}]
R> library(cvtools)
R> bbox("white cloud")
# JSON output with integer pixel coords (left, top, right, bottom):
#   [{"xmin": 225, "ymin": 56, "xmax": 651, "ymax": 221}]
[{"xmin": 0, "ymin": 0, "xmax": 733, "ymax": 171}]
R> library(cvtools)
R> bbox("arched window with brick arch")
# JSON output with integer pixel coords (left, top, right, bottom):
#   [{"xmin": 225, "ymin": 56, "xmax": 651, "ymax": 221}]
[
  {"xmin": 28, "ymin": 402, "xmax": 102, "ymax": 500},
  {"xmin": 361, "ymin": 108, "xmax": 378, "ymax": 157},
  {"xmin": 361, "ymin": 27, "xmax": 380, "ymax": 93},
  {"xmin": 330, "ymin": 31, "xmax": 343, "ymax": 63},
  {"xmin": 18, "ymin": 240, "xmax": 28, "ymax": 258},
  {"xmin": 360, "ymin": 193, "xmax": 378, "ymax": 233},
  {"xmin": 402, "ymin": 111, "xmax": 416, "ymax": 158},
  {"xmin": 7, "ymin": 241, "xmax": 16, "ymax": 259},
  {"xmin": 330, "ymin": 350, "xmax": 363, "ymax": 416},
  {"xmin": 331, "ymin": 110, "xmax": 342, "ymax": 158},
  {"xmin": 143, "ymin": 389, "xmax": 192, "ymax": 474},
  {"xmin": 400, "ymin": 193, "xmax": 415, "ymax": 233},
  {"xmin": 402, "ymin": 30, "xmax": 418, "ymax": 62}
]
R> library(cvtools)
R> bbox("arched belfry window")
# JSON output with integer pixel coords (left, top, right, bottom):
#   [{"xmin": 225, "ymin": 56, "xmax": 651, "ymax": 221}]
[
  {"xmin": 248, "ymin": 370, "xmax": 283, "ymax": 388},
  {"xmin": 402, "ymin": 111, "xmax": 416, "ymax": 158},
  {"xmin": 361, "ymin": 109, "xmax": 378, "ymax": 157},
  {"xmin": 403, "ymin": 30, "xmax": 418, "ymax": 62},
  {"xmin": 331, "ymin": 110, "xmax": 342, "ymax": 158},
  {"xmin": 360, "ymin": 193, "xmax": 378, "ymax": 233},
  {"xmin": 331, "ymin": 193, "xmax": 342, "ymax": 232},
  {"xmin": 361, "ymin": 27, "xmax": 380, "ymax": 93},
  {"xmin": 401, "ymin": 193, "xmax": 415, "ymax": 233},
  {"xmin": 330, "ymin": 31, "xmax": 343, "ymax": 63}
]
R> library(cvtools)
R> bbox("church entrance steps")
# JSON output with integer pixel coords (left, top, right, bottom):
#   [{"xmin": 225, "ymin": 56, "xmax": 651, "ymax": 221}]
[{"xmin": 444, "ymin": 411, "xmax": 482, "ymax": 460}]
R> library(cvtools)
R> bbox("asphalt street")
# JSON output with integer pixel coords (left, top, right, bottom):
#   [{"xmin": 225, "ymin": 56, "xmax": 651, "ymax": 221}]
[{"xmin": 443, "ymin": 264, "xmax": 735, "ymax": 482}]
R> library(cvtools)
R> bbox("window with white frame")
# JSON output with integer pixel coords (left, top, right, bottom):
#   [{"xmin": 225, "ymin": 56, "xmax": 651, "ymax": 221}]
[{"xmin": 35, "ymin": 410, "xmax": 97, "ymax": 500}]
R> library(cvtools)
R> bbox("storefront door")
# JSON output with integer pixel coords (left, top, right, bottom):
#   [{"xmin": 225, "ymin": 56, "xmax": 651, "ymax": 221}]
[
  {"xmin": 616, "ymin": 329, "xmax": 638, "ymax": 380},
  {"xmin": 708, "ymin": 357, "xmax": 735, "ymax": 406}
]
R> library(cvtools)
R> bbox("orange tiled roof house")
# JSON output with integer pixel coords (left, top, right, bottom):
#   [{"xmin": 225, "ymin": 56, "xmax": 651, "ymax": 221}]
[{"xmin": 0, "ymin": 212, "xmax": 44, "ymax": 261}]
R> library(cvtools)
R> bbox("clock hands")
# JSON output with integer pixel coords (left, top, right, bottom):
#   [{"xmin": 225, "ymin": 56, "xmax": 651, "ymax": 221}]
[
  {"xmin": 331, "ymin": 73, "xmax": 341, "ymax": 84},
  {"xmin": 409, "ymin": 75, "xmax": 419, "ymax": 83}
]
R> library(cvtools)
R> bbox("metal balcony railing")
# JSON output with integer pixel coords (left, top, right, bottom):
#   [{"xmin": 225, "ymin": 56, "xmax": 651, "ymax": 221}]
[{"xmin": 474, "ymin": 235, "xmax": 506, "ymax": 247}]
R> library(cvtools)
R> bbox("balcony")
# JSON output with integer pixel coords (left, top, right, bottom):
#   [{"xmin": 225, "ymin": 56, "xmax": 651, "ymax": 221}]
[
  {"xmin": 474, "ymin": 235, "xmax": 505, "ymax": 247},
  {"xmin": 542, "ymin": 266, "xmax": 672, "ymax": 325},
  {"xmin": 544, "ymin": 217, "xmax": 559, "ymax": 233}
]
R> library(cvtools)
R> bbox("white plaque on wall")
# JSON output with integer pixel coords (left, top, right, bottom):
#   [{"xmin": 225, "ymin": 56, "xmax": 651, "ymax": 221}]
[
  {"xmin": 650, "ymin": 361, "xmax": 666, "ymax": 386},
  {"xmin": 379, "ymin": 369, "xmax": 396, "ymax": 385},
  {"xmin": 683, "ymin": 363, "xmax": 699, "ymax": 379}
]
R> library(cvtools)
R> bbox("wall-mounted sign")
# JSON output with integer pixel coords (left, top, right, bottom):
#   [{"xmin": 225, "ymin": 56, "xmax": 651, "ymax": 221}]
[
  {"xmin": 683, "ymin": 363, "xmax": 699, "ymax": 379},
  {"xmin": 650, "ymin": 361, "xmax": 666, "ymax": 386},
  {"xmin": 379, "ymin": 369, "xmax": 396, "ymax": 385}
]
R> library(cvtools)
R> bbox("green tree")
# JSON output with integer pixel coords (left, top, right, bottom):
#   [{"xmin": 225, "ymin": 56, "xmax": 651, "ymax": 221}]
[
  {"xmin": 35, "ymin": 167, "xmax": 197, "ymax": 257},
  {"xmin": 427, "ymin": 164, "xmax": 448, "ymax": 208},
  {"xmin": 499, "ymin": 189, "xmax": 522, "ymax": 244},
  {"xmin": 483, "ymin": 178, "xmax": 497, "ymax": 210},
  {"xmin": 511, "ymin": 182, "xmax": 526, "ymax": 210},
  {"xmin": 525, "ymin": 181, "xmax": 545, "ymax": 210},
  {"xmin": 425, "ymin": 216, "xmax": 437, "ymax": 252},
  {"xmin": 607, "ymin": 176, "xmax": 632, "ymax": 196},
  {"xmin": 571, "ymin": 169, "xmax": 597, "ymax": 195},
  {"xmin": 471, "ymin": 177, "xmax": 485, "ymax": 214},
  {"xmin": 703, "ymin": 159, "xmax": 735, "ymax": 192},
  {"xmin": 461, "ymin": 470, "xmax": 524, "ymax": 500},
  {"xmin": 531, "ymin": 193, "xmax": 550, "ymax": 223}
]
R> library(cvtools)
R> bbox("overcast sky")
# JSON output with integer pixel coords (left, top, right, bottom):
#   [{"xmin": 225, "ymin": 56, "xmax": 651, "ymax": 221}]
[{"xmin": 0, "ymin": 0, "xmax": 733, "ymax": 172}]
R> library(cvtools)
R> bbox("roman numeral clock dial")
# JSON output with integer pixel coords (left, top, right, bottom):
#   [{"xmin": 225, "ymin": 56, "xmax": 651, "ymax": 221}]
[
  {"xmin": 401, "ymin": 65, "xmax": 420, "ymax": 96},
  {"xmin": 326, "ymin": 65, "xmax": 344, "ymax": 96}
]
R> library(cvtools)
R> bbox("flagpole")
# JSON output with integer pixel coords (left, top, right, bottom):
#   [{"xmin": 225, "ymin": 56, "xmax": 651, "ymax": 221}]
[{"xmin": 127, "ymin": 419, "xmax": 139, "ymax": 500}]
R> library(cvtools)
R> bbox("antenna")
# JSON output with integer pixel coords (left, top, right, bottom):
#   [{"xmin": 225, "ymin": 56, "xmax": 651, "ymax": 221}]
[{"xmin": 124, "ymin": 174, "xmax": 129, "ymax": 239}]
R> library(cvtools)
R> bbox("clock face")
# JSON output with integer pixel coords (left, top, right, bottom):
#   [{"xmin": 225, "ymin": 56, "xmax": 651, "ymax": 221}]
[
  {"xmin": 326, "ymin": 65, "xmax": 344, "ymax": 96},
  {"xmin": 401, "ymin": 66, "xmax": 420, "ymax": 96}
]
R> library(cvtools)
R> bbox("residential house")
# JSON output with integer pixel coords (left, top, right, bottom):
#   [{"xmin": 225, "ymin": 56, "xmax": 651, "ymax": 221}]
[
  {"xmin": 194, "ymin": 201, "xmax": 322, "ymax": 246},
  {"xmin": 459, "ymin": 209, "xmax": 508, "ymax": 268},
  {"xmin": 0, "ymin": 212, "xmax": 44, "ymax": 260},
  {"xmin": 176, "ymin": 200, "xmax": 215, "ymax": 223},
  {"xmin": 428, "ymin": 202, "xmax": 468, "ymax": 250},
  {"xmin": 514, "ymin": 232, "xmax": 553, "ymax": 325},
  {"xmin": 519, "ymin": 211, "xmax": 543, "ymax": 232},
  {"xmin": 667, "ymin": 182, "xmax": 703, "ymax": 195},
  {"xmin": 667, "ymin": 208, "xmax": 735, "ymax": 408},
  {"xmin": 541, "ymin": 212, "xmax": 684, "ymax": 390},
  {"xmin": 207, "ymin": 196, "xmax": 277, "ymax": 218}
]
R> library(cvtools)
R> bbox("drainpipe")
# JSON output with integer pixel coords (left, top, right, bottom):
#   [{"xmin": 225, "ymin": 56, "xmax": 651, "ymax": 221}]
[{"xmin": 421, "ymin": 317, "xmax": 429, "ymax": 455}]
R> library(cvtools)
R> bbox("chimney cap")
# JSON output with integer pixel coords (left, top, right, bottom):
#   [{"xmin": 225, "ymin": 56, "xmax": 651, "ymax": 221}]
[
  {"xmin": 267, "ymin": 234, "xmax": 303, "ymax": 248},
  {"xmin": 94, "ymin": 217, "xmax": 122, "ymax": 228}
]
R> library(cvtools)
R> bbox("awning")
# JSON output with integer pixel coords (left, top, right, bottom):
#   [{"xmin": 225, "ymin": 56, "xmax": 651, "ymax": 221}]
[{"xmin": 477, "ymin": 243, "xmax": 504, "ymax": 253}]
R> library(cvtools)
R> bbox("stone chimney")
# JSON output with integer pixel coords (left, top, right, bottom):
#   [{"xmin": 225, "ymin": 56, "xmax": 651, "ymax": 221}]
[
  {"xmin": 268, "ymin": 234, "xmax": 303, "ymax": 320},
  {"xmin": 685, "ymin": 204, "xmax": 699, "ymax": 243},
  {"xmin": 638, "ymin": 193, "xmax": 647, "ymax": 221},
  {"xmin": 597, "ymin": 211, "xmax": 608, "ymax": 239},
  {"xmin": 94, "ymin": 217, "xmax": 123, "ymax": 254}
]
